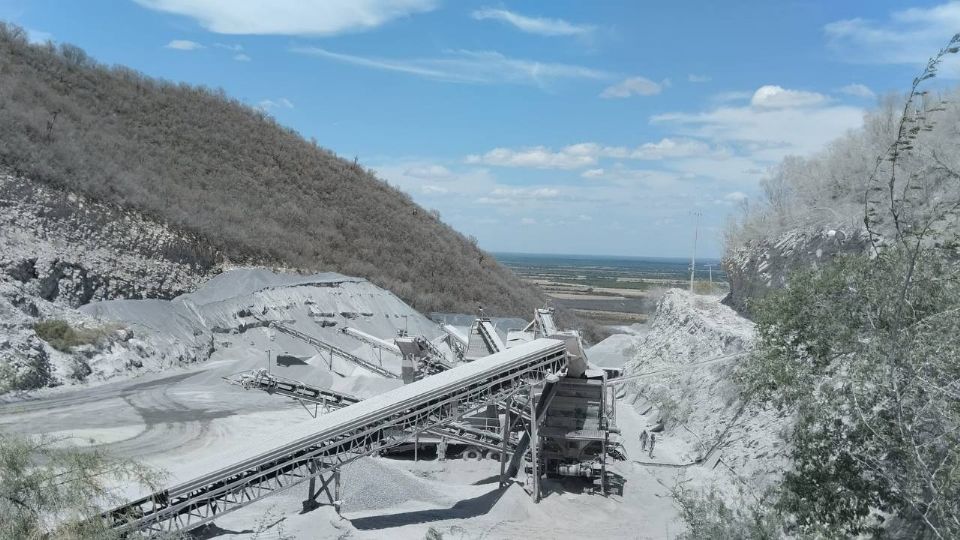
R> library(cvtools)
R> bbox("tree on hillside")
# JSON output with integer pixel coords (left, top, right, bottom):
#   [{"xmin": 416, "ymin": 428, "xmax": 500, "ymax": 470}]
[
  {"xmin": 0, "ymin": 433, "xmax": 164, "ymax": 539},
  {"xmin": 0, "ymin": 22, "xmax": 545, "ymax": 319},
  {"xmin": 737, "ymin": 36, "xmax": 960, "ymax": 538}
]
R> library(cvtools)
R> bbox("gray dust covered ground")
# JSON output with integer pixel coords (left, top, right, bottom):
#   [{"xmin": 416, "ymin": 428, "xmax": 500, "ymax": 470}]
[{"xmin": 0, "ymin": 269, "xmax": 780, "ymax": 539}]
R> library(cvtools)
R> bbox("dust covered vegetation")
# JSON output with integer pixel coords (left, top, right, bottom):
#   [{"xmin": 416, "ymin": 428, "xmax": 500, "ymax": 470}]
[
  {"xmin": 0, "ymin": 433, "xmax": 164, "ymax": 539},
  {"xmin": 0, "ymin": 23, "xmax": 543, "ymax": 317},
  {"xmin": 683, "ymin": 38, "xmax": 960, "ymax": 539},
  {"xmin": 724, "ymin": 64, "xmax": 960, "ymax": 252}
]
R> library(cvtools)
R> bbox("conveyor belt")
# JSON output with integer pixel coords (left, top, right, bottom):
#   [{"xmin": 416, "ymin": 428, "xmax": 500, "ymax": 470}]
[
  {"xmin": 265, "ymin": 320, "xmax": 399, "ymax": 378},
  {"xmin": 224, "ymin": 369, "xmax": 506, "ymax": 451},
  {"xmin": 223, "ymin": 369, "xmax": 361, "ymax": 410},
  {"xmin": 535, "ymin": 308, "xmax": 558, "ymax": 337},
  {"xmin": 106, "ymin": 339, "xmax": 566, "ymax": 536},
  {"xmin": 341, "ymin": 326, "xmax": 402, "ymax": 355},
  {"xmin": 441, "ymin": 324, "xmax": 469, "ymax": 347},
  {"xmin": 477, "ymin": 320, "xmax": 505, "ymax": 353},
  {"xmin": 420, "ymin": 336, "xmax": 451, "ymax": 367}
]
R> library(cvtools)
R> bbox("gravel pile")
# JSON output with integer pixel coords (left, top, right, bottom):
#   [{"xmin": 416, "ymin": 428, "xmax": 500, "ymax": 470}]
[{"xmin": 340, "ymin": 458, "xmax": 448, "ymax": 513}]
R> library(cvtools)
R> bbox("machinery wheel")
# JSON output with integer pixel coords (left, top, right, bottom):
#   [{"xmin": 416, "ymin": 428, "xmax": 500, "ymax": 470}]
[
  {"xmin": 486, "ymin": 450, "xmax": 502, "ymax": 461},
  {"xmin": 462, "ymin": 446, "xmax": 483, "ymax": 461}
]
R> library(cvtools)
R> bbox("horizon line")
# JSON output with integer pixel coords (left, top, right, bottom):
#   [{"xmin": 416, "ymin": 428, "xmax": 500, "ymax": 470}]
[{"xmin": 491, "ymin": 250, "xmax": 723, "ymax": 261}]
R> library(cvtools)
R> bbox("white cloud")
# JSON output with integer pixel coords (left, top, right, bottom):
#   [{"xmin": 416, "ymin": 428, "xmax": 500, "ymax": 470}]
[
  {"xmin": 403, "ymin": 164, "xmax": 452, "ymax": 179},
  {"xmin": 257, "ymin": 98, "xmax": 294, "ymax": 111},
  {"xmin": 492, "ymin": 187, "xmax": 560, "ymax": 199},
  {"xmin": 715, "ymin": 191, "xmax": 752, "ymax": 206},
  {"xmin": 136, "ymin": 0, "xmax": 437, "ymax": 36},
  {"xmin": 214, "ymin": 43, "xmax": 243, "ymax": 51},
  {"xmin": 712, "ymin": 90, "xmax": 753, "ymax": 103},
  {"xmin": 688, "ymin": 74, "xmax": 711, "ymax": 83},
  {"xmin": 471, "ymin": 8, "xmax": 594, "ymax": 37},
  {"xmin": 824, "ymin": 2, "xmax": 960, "ymax": 71},
  {"xmin": 372, "ymin": 158, "xmax": 737, "ymax": 256},
  {"xmin": 668, "ymin": 156, "xmax": 770, "ymax": 185},
  {"xmin": 838, "ymin": 83, "xmax": 875, "ymax": 99},
  {"xmin": 632, "ymin": 138, "xmax": 712, "ymax": 159},
  {"xmin": 724, "ymin": 191, "xmax": 749, "ymax": 202},
  {"xmin": 373, "ymin": 162, "xmax": 496, "ymax": 199},
  {"xmin": 421, "ymin": 185, "xmax": 449, "ymax": 194},
  {"xmin": 165, "ymin": 39, "xmax": 204, "ymax": 50},
  {"xmin": 588, "ymin": 168, "xmax": 689, "ymax": 189},
  {"xmin": 520, "ymin": 217, "xmax": 537, "ymax": 225},
  {"xmin": 233, "ymin": 53, "xmax": 251, "ymax": 61},
  {"xmin": 600, "ymin": 76, "xmax": 664, "ymax": 98},
  {"xmin": 653, "ymin": 86, "xmax": 864, "ymax": 164},
  {"xmin": 467, "ymin": 147, "xmax": 596, "ymax": 169},
  {"xmin": 477, "ymin": 187, "xmax": 563, "ymax": 206},
  {"xmin": 750, "ymin": 85, "xmax": 829, "ymax": 109},
  {"xmin": 468, "ymin": 138, "xmax": 712, "ymax": 170},
  {"xmin": 293, "ymin": 47, "xmax": 608, "ymax": 86},
  {"xmin": 26, "ymin": 28, "xmax": 53, "ymax": 44}
]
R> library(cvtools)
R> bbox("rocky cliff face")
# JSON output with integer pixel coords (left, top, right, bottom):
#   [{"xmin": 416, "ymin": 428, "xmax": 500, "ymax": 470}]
[
  {"xmin": 0, "ymin": 173, "xmax": 456, "ymax": 396},
  {"xmin": 722, "ymin": 227, "xmax": 869, "ymax": 315},
  {"xmin": 619, "ymin": 289, "xmax": 787, "ymax": 495},
  {"xmin": 0, "ymin": 173, "xmax": 224, "ymax": 393},
  {"xmin": 1, "ymin": 173, "xmax": 221, "ymax": 305}
]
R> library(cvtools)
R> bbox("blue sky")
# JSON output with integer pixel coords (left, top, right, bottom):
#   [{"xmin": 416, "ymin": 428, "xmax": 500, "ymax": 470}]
[{"xmin": 1, "ymin": 1, "xmax": 958, "ymax": 257}]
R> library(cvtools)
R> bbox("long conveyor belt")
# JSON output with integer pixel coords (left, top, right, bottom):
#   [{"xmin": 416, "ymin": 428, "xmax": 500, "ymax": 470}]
[
  {"xmin": 223, "ymin": 369, "xmax": 508, "ymax": 452},
  {"xmin": 106, "ymin": 339, "xmax": 566, "ymax": 536}
]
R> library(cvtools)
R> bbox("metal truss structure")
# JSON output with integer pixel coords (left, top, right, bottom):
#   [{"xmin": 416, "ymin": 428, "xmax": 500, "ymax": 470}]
[
  {"xmin": 106, "ymin": 339, "xmax": 566, "ymax": 537},
  {"xmin": 262, "ymin": 319, "xmax": 399, "ymax": 378},
  {"xmin": 224, "ymin": 368, "xmax": 506, "ymax": 450},
  {"xmin": 340, "ymin": 326, "xmax": 402, "ymax": 356},
  {"xmin": 418, "ymin": 336, "xmax": 453, "ymax": 371},
  {"xmin": 224, "ymin": 369, "xmax": 359, "ymax": 406},
  {"xmin": 475, "ymin": 319, "xmax": 505, "ymax": 353},
  {"xmin": 223, "ymin": 369, "xmax": 361, "ymax": 417},
  {"xmin": 396, "ymin": 336, "xmax": 455, "ymax": 378}
]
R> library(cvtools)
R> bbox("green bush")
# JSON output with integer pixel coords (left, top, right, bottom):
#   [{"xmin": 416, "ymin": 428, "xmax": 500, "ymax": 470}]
[
  {"xmin": 739, "ymin": 249, "xmax": 960, "ymax": 537},
  {"xmin": 672, "ymin": 484, "xmax": 783, "ymax": 540},
  {"xmin": 0, "ymin": 433, "xmax": 164, "ymax": 538},
  {"xmin": 33, "ymin": 319, "xmax": 100, "ymax": 352}
]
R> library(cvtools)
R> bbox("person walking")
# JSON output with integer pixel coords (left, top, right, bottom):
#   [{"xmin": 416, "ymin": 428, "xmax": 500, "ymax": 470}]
[
  {"xmin": 649, "ymin": 433, "xmax": 656, "ymax": 458},
  {"xmin": 639, "ymin": 430, "xmax": 648, "ymax": 451}
]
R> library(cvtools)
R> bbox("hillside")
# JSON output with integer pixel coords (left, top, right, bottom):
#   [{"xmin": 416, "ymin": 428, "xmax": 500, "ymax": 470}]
[
  {"xmin": 722, "ymin": 90, "xmax": 960, "ymax": 314},
  {"xmin": 716, "ymin": 46, "xmax": 960, "ymax": 537},
  {"xmin": 0, "ymin": 23, "xmax": 542, "ymax": 317}
]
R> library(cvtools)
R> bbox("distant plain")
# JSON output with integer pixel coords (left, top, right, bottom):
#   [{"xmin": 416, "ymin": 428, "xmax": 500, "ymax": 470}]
[{"xmin": 494, "ymin": 253, "xmax": 728, "ymax": 326}]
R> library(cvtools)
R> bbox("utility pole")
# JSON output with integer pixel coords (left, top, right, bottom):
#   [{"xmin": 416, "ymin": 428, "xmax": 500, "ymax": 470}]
[
  {"xmin": 706, "ymin": 264, "xmax": 714, "ymax": 285},
  {"xmin": 689, "ymin": 211, "xmax": 701, "ymax": 293}
]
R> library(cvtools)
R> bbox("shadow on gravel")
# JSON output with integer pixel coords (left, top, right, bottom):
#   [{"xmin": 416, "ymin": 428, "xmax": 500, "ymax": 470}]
[
  {"xmin": 471, "ymin": 473, "xmax": 503, "ymax": 486},
  {"xmin": 539, "ymin": 472, "xmax": 627, "ymax": 500},
  {"xmin": 348, "ymin": 486, "xmax": 508, "ymax": 530},
  {"xmin": 189, "ymin": 522, "xmax": 255, "ymax": 538}
]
